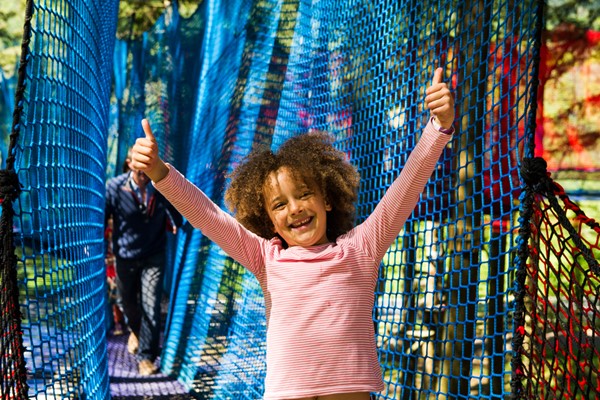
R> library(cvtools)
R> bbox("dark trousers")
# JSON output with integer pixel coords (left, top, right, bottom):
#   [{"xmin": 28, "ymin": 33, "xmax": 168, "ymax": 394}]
[{"xmin": 116, "ymin": 252, "xmax": 165, "ymax": 362}]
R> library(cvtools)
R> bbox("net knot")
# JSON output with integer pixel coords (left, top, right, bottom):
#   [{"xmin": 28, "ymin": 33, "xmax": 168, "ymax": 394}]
[
  {"xmin": 0, "ymin": 170, "xmax": 22, "ymax": 203},
  {"xmin": 520, "ymin": 157, "xmax": 550, "ymax": 190}
]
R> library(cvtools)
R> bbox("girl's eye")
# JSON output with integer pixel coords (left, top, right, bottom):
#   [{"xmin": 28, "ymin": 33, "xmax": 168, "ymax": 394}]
[
  {"xmin": 301, "ymin": 192, "xmax": 312, "ymax": 198},
  {"xmin": 273, "ymin": 202, "xmax": 285, "ymax": 210}
]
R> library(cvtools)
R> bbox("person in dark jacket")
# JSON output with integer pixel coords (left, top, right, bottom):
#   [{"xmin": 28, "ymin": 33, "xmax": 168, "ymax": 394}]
[{"xmin": 105, "ymin": 148, "xmax": 183, "ymax": 376}]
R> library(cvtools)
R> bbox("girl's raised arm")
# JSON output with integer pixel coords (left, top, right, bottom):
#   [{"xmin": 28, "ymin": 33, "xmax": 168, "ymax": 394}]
[{"xmin": 350, "ymin": 67, "xmax": 455, "ymax": 262}]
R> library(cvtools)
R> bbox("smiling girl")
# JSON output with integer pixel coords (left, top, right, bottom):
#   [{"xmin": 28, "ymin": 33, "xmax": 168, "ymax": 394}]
[{"xmin": 129, "ymin": 67, "xmax": 454, "ymax": 400}]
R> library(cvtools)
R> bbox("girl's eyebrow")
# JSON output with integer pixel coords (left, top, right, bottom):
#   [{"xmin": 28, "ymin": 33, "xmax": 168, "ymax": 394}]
[
  {"xmin": 295, "ymin": 181, "xmax": 309, "ymax": 190},
  {"xmin": 268, "ymin": 195, "xmax": 282, "ymax": 205},
  {"xmin": 265, "ymin": 191, "xmax": 283, "ymax": 205}
]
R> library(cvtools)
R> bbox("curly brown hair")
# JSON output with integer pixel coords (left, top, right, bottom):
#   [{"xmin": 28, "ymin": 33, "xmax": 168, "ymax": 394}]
[{"xmin": 225, "ymin": 132, "xmax": 360, "ymax": 244}]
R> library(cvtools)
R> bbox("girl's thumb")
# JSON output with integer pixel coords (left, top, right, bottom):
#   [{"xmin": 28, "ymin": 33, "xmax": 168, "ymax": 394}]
[{"xmin": 141, "ymin": 119, "xmax": 156, "ymax": 142}]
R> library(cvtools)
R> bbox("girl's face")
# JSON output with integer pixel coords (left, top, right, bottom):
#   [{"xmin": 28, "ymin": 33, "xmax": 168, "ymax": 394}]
[{"xmin": 263, "ymin": 167, "xmax": 331, "ymax": 247}]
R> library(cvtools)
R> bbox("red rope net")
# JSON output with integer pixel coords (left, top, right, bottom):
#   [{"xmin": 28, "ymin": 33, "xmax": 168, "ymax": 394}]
[{"xmin": 518, "ymin": 174, "xmax": 600, "ymax": 399}]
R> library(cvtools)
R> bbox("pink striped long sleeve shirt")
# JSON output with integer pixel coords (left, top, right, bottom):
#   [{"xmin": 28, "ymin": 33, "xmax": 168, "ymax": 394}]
[{"xmin": 154, "ymin": 121, "xmax": 451, "ymax": 399}]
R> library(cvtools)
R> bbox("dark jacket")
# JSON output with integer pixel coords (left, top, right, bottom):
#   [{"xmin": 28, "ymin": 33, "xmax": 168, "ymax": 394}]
[{"xmin": 105, "ymin": 172, "xmax": 183, "ymax": 260}]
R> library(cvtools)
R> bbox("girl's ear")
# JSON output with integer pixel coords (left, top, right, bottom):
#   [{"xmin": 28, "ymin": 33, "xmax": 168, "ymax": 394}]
[{"xmin": 325, "ymin": 199, "xmax": 332, "ymax": 211}]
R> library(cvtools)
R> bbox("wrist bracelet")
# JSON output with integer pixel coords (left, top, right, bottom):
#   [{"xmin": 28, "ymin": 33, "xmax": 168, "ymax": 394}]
[{"xmin": 431, "ymin": 117, "xmax": 455, "ymax": 135}]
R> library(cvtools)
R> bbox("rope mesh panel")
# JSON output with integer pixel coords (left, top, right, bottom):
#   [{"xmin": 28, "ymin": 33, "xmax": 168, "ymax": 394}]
[
  {"xmin": 109, "ymin": 0, "xmax": 544, "ymax": 398},
  {"xmin": 0, "ymin": 68, "xmax": 17, "ymax": 170},
  {"xmin": 1, "ymin": 0, "xmax": 599, "ymax": 399},
  {"xmin": 524, "ymin": 190, "xmax": 600, "ymax": 398},
  {"xmin": 512, "ymin": 157, "xmax": 600, "ymax": 399},
  {"xmin": 1, "ymin": 0, "xmax": 118, "ymax": 399}
]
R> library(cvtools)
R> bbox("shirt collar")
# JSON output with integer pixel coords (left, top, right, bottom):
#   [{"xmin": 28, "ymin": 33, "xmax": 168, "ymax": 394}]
[{"xmin": 125, "ymin": 172, "xmax": 153, "ymax": 196}]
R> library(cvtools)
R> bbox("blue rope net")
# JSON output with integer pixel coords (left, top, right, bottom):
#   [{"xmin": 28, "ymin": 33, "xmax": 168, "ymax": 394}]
[
  {"xmin": 109, "ymin": 1, "xmax": 543, "ymax": 398},
  {"xmin": 2, "ymin": 0, "xmax": 118, "ymax": 398},
  {"xmin": 2, "ymin": 0, "xmax": 598, "ymax": 399},
  {"xmin": 0, "ymin": 68, "xmax": 17, "ymax": 170}
]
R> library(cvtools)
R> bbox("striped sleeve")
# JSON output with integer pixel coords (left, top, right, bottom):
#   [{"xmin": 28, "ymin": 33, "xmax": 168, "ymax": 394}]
[
  {"xmin": 349, "ymin": 120, "xmax": 452, "ymax": 262},
  {"xmin": 153, "ymin": 165, "xmax": 267, "ymax": 278}
]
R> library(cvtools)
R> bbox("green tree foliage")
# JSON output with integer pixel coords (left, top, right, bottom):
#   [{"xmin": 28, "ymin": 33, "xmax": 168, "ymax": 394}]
[
  {"xmin": 0, "ymin": 0, "xmax": 27, "ymax": 76},
  {"xmin": 543, "ymin": 0, "xmax": 600, "ymax": 82},
  {"xmin": 545, "ymin": 0, "xmax": 600, "ymax": 31},
  {"xmin": 116, "ymin": 0, "xmax": 203, "ymax": 40}
]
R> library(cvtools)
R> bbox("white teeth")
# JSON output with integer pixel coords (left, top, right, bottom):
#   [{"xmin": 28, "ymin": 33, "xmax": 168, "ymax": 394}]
[{"xmin": 291, "ymin": 217, "xmax": 310, "ymax": 228}]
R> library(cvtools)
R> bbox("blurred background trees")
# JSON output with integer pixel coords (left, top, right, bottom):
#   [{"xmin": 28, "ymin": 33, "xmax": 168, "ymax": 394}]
[
  {"xmin": 1, "ymin": 0, "xmax": 597, "ymax": 78},
  {"xmin": 0, "ymin": 0, "xmax": 202, "ymax": 75}
]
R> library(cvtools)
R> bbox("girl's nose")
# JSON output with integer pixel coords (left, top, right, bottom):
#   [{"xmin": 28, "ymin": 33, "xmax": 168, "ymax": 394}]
[{"xmin": 288, "ymin": 199, "xmax": 303, "ymax": 214}]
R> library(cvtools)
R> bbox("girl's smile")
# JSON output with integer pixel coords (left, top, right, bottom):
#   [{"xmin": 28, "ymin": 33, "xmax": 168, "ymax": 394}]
[
  {"xmin": 290, "ymin": 216, "xmax": 312, "ymax": 229},
  {"xmin": 264, "ymin": 167, "xmax": 332, "ymax": 247}
]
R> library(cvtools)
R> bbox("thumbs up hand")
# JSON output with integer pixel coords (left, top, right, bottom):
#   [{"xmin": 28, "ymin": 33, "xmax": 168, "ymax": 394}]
[
  {"xmin": 130, "ymin": 119, "xmax": 169, "ymax": 183},
  {"xmin": 425, "ymin": 67, "xmax": 455, "ymax": 130}
]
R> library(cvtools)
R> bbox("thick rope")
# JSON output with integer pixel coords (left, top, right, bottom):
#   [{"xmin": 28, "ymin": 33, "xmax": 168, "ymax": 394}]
[
  {"xmin": 510, "ymin": 157, "xmax": 541, "ymax": 399},
  {"xmin": 0, "ymin": 170, "xmax": 21, "ymax": 203},
  {"xmin": 0, "ymin": 0, "xmax": 34, "ymax": 398}
]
